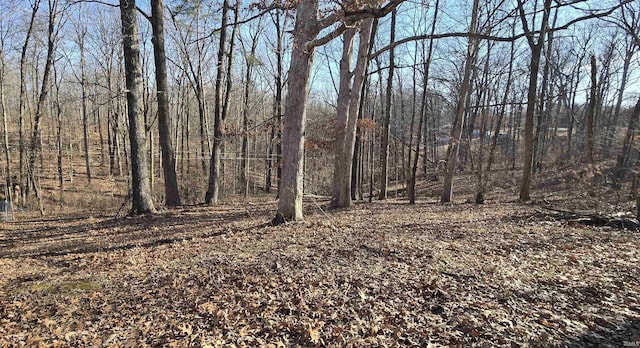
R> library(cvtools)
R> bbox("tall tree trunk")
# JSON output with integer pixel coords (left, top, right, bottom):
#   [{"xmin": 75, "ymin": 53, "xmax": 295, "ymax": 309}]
[
  {"xmin": 265, "ymin": 7, "xmax": 285, "ymax": 195},
  {"xmin": 369, "ymin": 105, "xmax": 376, "ymax": 203},
  {"xmin": 151, "ymin": 0, "xmax": 180, "ymax": 206},
  {"xmin": 28, "ymin": 0, "xmax": 59, "ymax": 214},
  {"xmin": 406, "ymin": 50, "xmax": 418, "ymax": 193},
  {"xmin": 119, "ymin": 0, "xmax": 156, "ymax": 214},
  {"xmin": 107, "ymin": 69, "xmax": 116, "ymax": 175},
  {"xmin": 77, "ymin": 17, "xmax": 92, "ymax": 183},
  {"xmin": 53, "ymin": 65, "xmax": 64, "ymax": 200},
  {"xmin": 518, "ymin": 0, "xmax": 552, "ymax": 201},
  {"xmin": 605, "ymin": 41, "xmax": 634, "ymax": 156},
  {"xmin": 331, "ymin": 28, "xmax": 356, "ymax": 206},
  {"xmin": 378, "ymin": 9, "xmax": 397, "ymax": 200},
  {"xmin": 95, "ymin": 84, "xmax": 106, "ymax": 170},
  {"xmin": 266, "ymin": 124, "xmax": 275, "ymax": 192},
  {"xmin": 218, "ymin": 0, "xmax": 239, "ymax": 198},
  {"xmin": 565, "ymin": 50, "xmax": 586, "ymax": 161},
  {"xmin": 475, "ymin": 105, "xmax": 488, "ymax": 204},
  {"xmin": 352, "ymin": 19, "xmax": 377, "ymax": 202},
  {"xmin": 472, "ymin": 42, "xmax": 493, "ymax": 202},
  {"xmin": 409, "ymin": 0, "xmax": 439, "ymax": 204},
  {"xmin": 617, "ymin": 100, "xmax": 640, "ymax": 175},
  {"xmin": 331, "ymin": 18, "xmax": 375, "ymax": 208},
  {"xmin": 241, "ymin": 27, "xmax": 260, "ymax": 198},
  {"xmin": 487, "ymin": 35, "xmax": 515, "ymax": 172},
  {"xmin": 19, "ymin": 0, "xmax": 40, "ymax": 206},
  {"xmin": 0, "ymin": 49, "xmax": 11, "ymax": 202},
  {"xmin": 205, "ymin": 0, "xmax": 229, "ymax": 204},
  {"xmin": 584, "ymin": 55, "xmax": 597, "ymax": 164},
  {"xmin": 441, "ymin": 0, "xmax": 480, "ymax": 203},
  {"xmin": 273, "ymin": 0, "xmax": 319, "ymax": 223},
  {"xmin": 533, "ymin": 7, "xmax": 557, "ymax": 173}
]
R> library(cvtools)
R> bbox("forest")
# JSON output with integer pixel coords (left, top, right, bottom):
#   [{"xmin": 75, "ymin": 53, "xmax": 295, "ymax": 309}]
[{"xmin": 0, "ymin": 0, "xmax": 639, "ymax": 346}]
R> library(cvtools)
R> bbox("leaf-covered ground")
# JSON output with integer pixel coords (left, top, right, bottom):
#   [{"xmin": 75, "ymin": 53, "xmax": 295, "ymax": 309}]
[{"xmin": 1, "ymin": 171, "xmax": 639, "ymax": 347}]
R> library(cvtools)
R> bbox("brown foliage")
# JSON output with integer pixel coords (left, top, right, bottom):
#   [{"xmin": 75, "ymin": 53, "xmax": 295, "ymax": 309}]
[{"xmin": 1, "ymin": 164, "xmax": 639, "ymax": 346}]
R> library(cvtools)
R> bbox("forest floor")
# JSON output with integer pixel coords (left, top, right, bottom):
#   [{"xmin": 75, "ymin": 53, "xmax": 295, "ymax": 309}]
[{"xmin": 0, "ymin": 163, "xmax": 639, "ymax": 347}]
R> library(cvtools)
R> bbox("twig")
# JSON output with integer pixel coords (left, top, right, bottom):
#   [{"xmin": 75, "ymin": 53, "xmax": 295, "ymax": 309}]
[
  {"xmin": 308, "ymin": 196, "xmax": 337, "ymax": 231},
  {"xmin": 116, "ymin": 190, "xmax": 132, "ymax": 218}
]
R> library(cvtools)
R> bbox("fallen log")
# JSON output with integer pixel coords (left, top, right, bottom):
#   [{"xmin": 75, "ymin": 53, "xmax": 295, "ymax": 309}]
[{"xmin": 536, "ymin": 205, "xmax": 640, "ymax": 231}]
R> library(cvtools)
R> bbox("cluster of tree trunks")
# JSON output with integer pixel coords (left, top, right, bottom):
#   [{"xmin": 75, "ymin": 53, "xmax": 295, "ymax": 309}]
[{"xmin": 3, "ymin": 0, "xmax": 640, "ymax": 222}]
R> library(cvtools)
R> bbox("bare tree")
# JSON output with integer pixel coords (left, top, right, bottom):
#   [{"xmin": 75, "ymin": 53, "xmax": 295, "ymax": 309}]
[
  {"xmin": 613, "ymin": 1, "xmax": 640, "ymax": 175},
  {"xmin": 71, "ymin": 4, "xmax": 92, "ymax": 183},
  {"xmin": 584, "ymin": 55, "xmax": 597, "ymax": 164},
  {"xmin": 331, "ymin": 17, "xmax": 375, "ymax": 208},
  {"xmin": 119, "ymin": 0, "xmax": 156, "ymax": 214},
  {"xmin": 52, "ymin": 60, "xmax": 65, "ymax": 199},
  {"xmin": 515, "ymin": 0, "xmax": 625, "ymax": 199},
  {"xmin": 0, "ymin": 4, "xmax": 14, "ymax": 201},
  {"xmin": 265, "ymin": 6, "xmax": 287, "ymax": 194},
  {"xmin": 408, "ymin": 0, "xmax": 439, "ymax": 204},
  {"xmin": 27, "ymin": 0, "xmax": 64, "ymax": 213},
  {"xmin": 378, "ymin": 9, "xmax": 397, "ymax": 201},
  {"xmin": 517, "ymin": 0, "xmax": 552, "ymax": 202},
  {"xmin": 272, "ymin": 0, "xmax": 319, "ymax": 223},
  {"xmin": 602, "ymin": 35, "xmax": 634, "ymax": 156},
  {"xmin": 240, "ymin": 20, "xmax": 262, "ymax": 198},
  {"xmin": 150, "ymin": 0, "xmax": 181, "ymax": 206},
  {"xmin": 205, "ymin": 0, "xmax": 230, "ymax": 205},
  {"xmin": 441, "ymin": 0, "xmax": 480, "ymax": 203},
  {"xmin": 273, "ymin": 0, "xmax": 403, "ymax": 223},
  {"xmin": 487, "ymin": 26, "xmax": 516, "ymax": 172},
  {"xmin": 168, "ymin": 4, "xmax": 213, "ymax": 175},
  {"xmin": 18, "ymin": 0, "xmax": 41, "ymax": 206}
]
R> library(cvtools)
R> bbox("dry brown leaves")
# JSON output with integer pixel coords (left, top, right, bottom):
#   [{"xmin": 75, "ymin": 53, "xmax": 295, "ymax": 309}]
[{"xmin": 0, "ymin": 186, "xmax": 639, "ymax": 347}]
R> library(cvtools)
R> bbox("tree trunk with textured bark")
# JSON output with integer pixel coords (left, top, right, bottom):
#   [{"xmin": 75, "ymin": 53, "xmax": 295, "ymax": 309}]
[
  {"xmin": 378, "ymin": 9, "xmax": 396, "ymax": 201},
  {"xmin": 0, "ymin": 47, "xmax": 11, "ymax": 202},
  {"xmin": 332, "ymin": 19, "xmax": 375, "ymax": 208},
  {"xmin": 273, "ymin": 0, "xmax": 319, "ymax": 223},
  {"xmin": 331, "ymin": 28, "xmax": 356, "ymax": 206},
  {"xmin": 119, "ymin": 0, "xmax": 156, "ymax": 214},
  {"xmin": 77, "ymin": 20, "xmax": 91, "ymax": 184},
  {"xmin": 518, "ymin": 0, "xmax": 552, "ymax": 201},
  {"xmin": 441, "ymin": 0, "xmax": 480, "ymax": 203},
  {"xmin": 151, "ymin": 0, "xmax": 181, "ymax": 206},
  {"xmin": 584, "ymin": 55, "xmax": 597, "ymax": 164},
  {"xmin": 241, "ymin": 32, "xmax": 259, "ymax": 198},
  {"xmin": 27, "ymin": 0, "xmax": 59, "ymax": 213},
  {"xmin": 409, "ymin": 0, "xmax": 438, "ymax": 204},
  {"xmin": 605, "ymin": 39, "xmax": 635, "ymax": 156},
  {"xmin": 18, "ymin": 0, "xmax": 40, "ymax": 206},
  {"xmin": 205, "ymin": 0, "xmax": 229, "ymax": 204}
]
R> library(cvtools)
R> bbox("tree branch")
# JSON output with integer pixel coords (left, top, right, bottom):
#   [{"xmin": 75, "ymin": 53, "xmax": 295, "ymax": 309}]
[
  {"xmin": 370, "ymin": 0, "xmax": 632, "ymax": 61},
  {"xmin": 305, "ymin": 23, "xmax": 348, "ymax": 51},
  {"xmin": 194, "ymin": 4, "xmax": 278, "ymax": 43},
  {"xmin": 317, "ymin": 0, "xmax": 404, "ymax": 30}
]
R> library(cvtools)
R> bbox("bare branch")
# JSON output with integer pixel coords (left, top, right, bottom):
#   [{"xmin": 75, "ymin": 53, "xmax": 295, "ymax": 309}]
[
  {"xmin": 193, "ymin": 4, "xmax": 278, "ymax": 44},
  {"xmin": 370, "ymin": 0, "xmax": 632, "ymax": 60},
  {"xmin": 305, "ymin": 23, "xmax": 348, "ymax": 51}
]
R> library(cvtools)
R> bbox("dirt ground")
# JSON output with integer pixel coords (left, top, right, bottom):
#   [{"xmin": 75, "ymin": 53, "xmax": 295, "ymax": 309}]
[{"xmin": 0, "ymin": 165, "xmax": 639, "ymax": 347}]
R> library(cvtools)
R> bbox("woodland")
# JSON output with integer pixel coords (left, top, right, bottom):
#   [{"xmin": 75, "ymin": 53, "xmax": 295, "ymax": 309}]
[{"xmin": 0, "ymin": 0, "xmax": 640, "ymax": 346}]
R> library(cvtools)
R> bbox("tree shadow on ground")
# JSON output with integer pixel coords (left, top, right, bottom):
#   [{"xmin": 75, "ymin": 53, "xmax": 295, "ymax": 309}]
[
  {"xmin": 0, "ymin": 204, "xmax": 274, "ymax": 259},
  {"xmin": 565, "ymin": 318, "xmax": 640, "ymax": 348}
]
